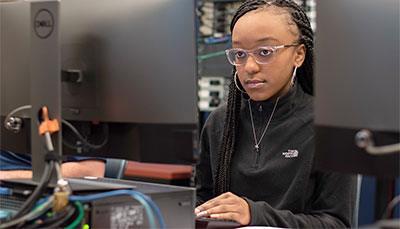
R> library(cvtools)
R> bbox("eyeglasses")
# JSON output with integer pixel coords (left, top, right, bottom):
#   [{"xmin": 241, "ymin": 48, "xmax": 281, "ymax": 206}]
[{"xmin": 225, "ymin": 44, "xmax": 299, "ymax": 66}]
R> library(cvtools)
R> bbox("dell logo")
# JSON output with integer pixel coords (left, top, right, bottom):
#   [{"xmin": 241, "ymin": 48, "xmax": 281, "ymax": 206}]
[{"xmin": 34, "ymin": 9, "xmax": 54, "ymax": 39}]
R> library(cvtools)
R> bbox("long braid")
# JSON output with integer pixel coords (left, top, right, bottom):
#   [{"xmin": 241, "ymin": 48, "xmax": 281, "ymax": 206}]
[
  {"xmin": 213, "ymin": 0, "xmax": 314, "ymax": 196},
  {"xmin": 213, "ymin": 70, "xmax": 241, "ymax": 195}
]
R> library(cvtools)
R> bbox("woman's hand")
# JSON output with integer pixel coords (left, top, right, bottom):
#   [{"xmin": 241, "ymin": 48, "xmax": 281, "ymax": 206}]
[{"xmin": 194, "ymin": 192, "xmax": 251, "ymax": 225}]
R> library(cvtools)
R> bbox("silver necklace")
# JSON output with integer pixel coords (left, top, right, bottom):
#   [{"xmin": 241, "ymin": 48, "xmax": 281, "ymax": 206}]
[{"xmin": 248, "ymin": 97, "xmax": 280, "ymax": 152}]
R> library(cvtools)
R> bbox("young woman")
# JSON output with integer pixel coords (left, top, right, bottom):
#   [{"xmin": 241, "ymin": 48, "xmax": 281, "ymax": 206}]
[{"xmin": 195, "ymin": 0, "xmax": 356, "ymax": 227}]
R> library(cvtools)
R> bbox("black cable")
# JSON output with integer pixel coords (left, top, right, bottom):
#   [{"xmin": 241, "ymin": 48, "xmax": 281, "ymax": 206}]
[
  {"xmin": 37, "ymin": 204, "xmax": 76, "ymax": 228},
  {"xmin": 11, "ymin": 160, "xmax": 55, "ymax": 220},
  {"xmin": 61, "ymin": 120, "xmax": 109, "ymax": 150},
  {"xmin": 47, "ymin": 204, "xmax": 76, "ymax": 228},
  {"xmin": 51, "ymin": 203, "xmax": 78, "ymax": 228},
  {"xmin": 16, "ymin": 210, "xmax": 47, "ymax": 229},
  {"xmin": 21, "ymin": 204, "xmax": 75, "ymax": 229}
]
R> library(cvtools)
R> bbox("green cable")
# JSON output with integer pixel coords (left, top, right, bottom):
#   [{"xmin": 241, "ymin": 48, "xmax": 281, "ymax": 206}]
[
  {"xmin": 197, "ymin": 50, "xmax": 226, "ymax": 61},
  {"xmin": 65, "ymin": 201, "xmax": 84, "ymax": 229}
]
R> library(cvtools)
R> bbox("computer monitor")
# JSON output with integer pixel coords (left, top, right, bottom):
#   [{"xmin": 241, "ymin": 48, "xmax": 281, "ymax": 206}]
[
  {"xmin": 314, "ymin": 0, "xmax": 399, "ymax": 177},
  {"xmin": 1, "ymin": 0, "xmax": 198, "ymax": 170}
]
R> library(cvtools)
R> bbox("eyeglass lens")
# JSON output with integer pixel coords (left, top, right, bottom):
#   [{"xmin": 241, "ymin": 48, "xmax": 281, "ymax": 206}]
[{"xmin": 227, "ymin": 47, "xmax": 275, "ymax": 65}]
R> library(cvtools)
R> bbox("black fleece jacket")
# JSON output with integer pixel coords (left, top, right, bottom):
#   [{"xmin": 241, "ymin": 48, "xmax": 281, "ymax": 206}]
[{"xmin": 195, "ymin": 83, "xmax": 356, "ymax": 228}]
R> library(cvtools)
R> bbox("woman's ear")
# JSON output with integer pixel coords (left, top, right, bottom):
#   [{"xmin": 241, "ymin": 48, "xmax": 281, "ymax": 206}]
[{"xmin": 294, "ymin": 44, "xmax": 306, "ymax": 67}]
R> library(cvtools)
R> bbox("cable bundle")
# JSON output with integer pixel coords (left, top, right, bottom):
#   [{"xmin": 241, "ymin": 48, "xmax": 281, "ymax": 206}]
[{"xmin": 1, "ymin": 106, "xmax": 165, "ymax": 228}]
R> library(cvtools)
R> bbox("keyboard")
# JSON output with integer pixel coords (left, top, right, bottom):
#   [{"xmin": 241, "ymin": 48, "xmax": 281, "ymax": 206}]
[{"xmin": 195, "ymin": 217, "xmax": 241, "ymax": 228}]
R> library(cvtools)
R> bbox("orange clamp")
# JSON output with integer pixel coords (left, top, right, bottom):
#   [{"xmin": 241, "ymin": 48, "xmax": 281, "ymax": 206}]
[{"xmin": 38, "ymin": 106, "xmax": 60, "ymax": 135}]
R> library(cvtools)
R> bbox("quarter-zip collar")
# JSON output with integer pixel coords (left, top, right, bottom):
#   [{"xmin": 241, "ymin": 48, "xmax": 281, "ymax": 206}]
[{"xmin": 241, "ymin": 82, "xmax": 305, "ymax": 122}]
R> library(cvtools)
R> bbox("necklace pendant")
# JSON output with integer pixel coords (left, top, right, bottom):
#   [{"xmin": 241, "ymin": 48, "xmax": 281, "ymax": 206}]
[{"xmin": 255, "ymin": 144, "xmax": 259, "ymax": 152}]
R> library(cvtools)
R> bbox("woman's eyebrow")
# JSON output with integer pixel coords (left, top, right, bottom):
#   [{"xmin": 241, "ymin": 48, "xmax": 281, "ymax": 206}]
[{"xmin": 232, "ymin": 37, "xmax": 280, "ymax": 45}]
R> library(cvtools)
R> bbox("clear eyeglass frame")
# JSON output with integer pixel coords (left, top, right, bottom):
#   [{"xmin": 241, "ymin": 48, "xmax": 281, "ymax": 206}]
[{"xmin": 225, "ymin": 44, "xmax": 299, "ymax": 66}]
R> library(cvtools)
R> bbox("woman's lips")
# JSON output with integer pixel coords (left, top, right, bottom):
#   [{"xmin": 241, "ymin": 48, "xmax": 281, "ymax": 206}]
[{"xmin": 246, "ymin": 80, "xmax": 266, "ymax": 89}]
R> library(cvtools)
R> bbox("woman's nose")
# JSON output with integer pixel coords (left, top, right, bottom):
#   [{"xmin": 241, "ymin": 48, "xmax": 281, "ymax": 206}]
[{"xmin": 244, "ymin": 54, "xmax": 260, "ymax": 73}]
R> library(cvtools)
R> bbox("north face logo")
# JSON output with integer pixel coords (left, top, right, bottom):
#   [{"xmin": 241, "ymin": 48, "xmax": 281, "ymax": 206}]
[{"xmin": 282, "ymin": 149, "xmax": 299, "ymax": 158}]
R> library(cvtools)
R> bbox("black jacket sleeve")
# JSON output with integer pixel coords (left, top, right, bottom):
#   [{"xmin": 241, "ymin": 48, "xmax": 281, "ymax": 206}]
[
  {"xmin": 245, "ymin": 171, "xmax": 356, "ymax": 228},
  {"xmin": 195, "ymin": 122, "xmax": 214, "ymax": 206}
]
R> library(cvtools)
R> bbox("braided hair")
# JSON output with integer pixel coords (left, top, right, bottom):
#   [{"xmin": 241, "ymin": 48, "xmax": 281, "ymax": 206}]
[{"xmin": 213, "ymin": 0, "xmax": 315, "ymax": 196}]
